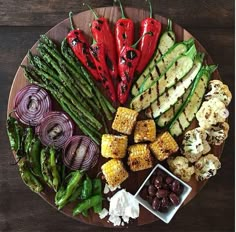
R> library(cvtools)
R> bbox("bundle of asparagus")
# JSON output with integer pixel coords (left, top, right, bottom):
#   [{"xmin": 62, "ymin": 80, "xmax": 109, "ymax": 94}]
[{"xmin": 22, "ymin": 35, "xmax": 115, "ymax": 145}]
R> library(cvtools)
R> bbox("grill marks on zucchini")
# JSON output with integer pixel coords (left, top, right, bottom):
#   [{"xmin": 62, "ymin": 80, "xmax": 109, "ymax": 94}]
[
  {"xmin": 169, "ymin": 65, "xmax": 217, "ymax": 137},
  {"xmin": 141, "ymin": 39, "xmax": 195, "ymax": 93},
  {"xmin": 145, "ymin": 55, "xmax": 203, "ymax": 119},
  {"xmin": 155, "ymin": 86, "xmax": 192, "ymax": 127},
  {"xmin": 131, "ymin": 19, "xmax": 176, "ymax": 96},
  {"xmin": 130, "ymin": 47, "xmax": 196, "ymax": 112}
]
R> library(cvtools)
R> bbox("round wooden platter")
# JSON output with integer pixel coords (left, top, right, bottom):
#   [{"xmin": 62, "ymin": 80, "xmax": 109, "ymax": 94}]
[{"xmin": 7, "ymin": 6, "xmax": 224, "ymax": 227}]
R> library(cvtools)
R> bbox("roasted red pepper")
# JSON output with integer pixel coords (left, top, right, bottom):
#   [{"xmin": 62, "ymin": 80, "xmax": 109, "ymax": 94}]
[
  {"xmin": 136, "ymin": 0, "xmax": 162, "ymax": 74},
  {"xmin": 66, "ymin": 12, "xmax": 100, "ymax": 80},
  {"xmin": 89, "ymin": 41, "xmax": 116, "ymax": 102},
  {"xmin": 114, "ymin": 0, "xmax": 134, "ymax": 56},
  {"xmin": 117, "ymin": 32, "xmax": 152, "ymax": 104},
  {"xmin": 84, "ymin": 4, "xmax": 118, "ymax": 80}
]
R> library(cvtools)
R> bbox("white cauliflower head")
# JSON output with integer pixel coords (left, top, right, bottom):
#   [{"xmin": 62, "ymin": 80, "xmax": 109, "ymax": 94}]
[
  {"xmin": 182, "ymin": 127, "xmax": 211, "ymax": 163},
  {"xmin": 205, "ymin": 80, "xmax": 232, "ymax": 106},
  {"xmin": 206, "ymin": 122, "xmax": 229, "ymax": 145},
  {"xmin": 196, "ymin": 98, "xmax": 229, "ymax": 129},
  {"xmin": 194, "ymin": 154, "xmax": 221, "ymax": 181},
  {"xmin": 167, "ymin": 156, "xmax": 195, "ymax": 182}
]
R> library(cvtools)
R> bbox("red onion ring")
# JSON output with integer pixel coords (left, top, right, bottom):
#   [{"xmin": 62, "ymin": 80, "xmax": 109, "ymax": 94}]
[
  {"xmin": 35, "ymin": 111, "xmax": 74, "ymax": 149},
  {"xmin": 63, "ymin": 136, "xmax": 99, "ymax": 171},
  {"xmin": 14, "ymin": 84, "xmax": 52, "ymax": 126}
]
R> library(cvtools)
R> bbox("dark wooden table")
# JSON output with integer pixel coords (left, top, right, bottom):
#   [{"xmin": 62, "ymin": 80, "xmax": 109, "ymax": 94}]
[{"xmin": 0, "ymin": 0, "xmax": 234, "ymax": 231}]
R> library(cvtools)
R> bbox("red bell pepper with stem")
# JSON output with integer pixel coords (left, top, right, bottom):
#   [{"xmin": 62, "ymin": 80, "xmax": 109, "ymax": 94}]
[
  {"xmin": 84, "ymin": 3, "xmax": 118, "ymax": 80},
  {"xmin": 114, "ymin": 0, "xmax": 134, "ymax": 56},
  {"xmin": 118, "ymin": 32, "xmax": 152, "ymax": 104},
  {"xmin": 136, "ymin": 0, "xmax": 162, "ymax": 74},
  {"xmin": 89, "ymin": 40, "xmax": 117, "ymax": 102},
  {"xmin": 66, "ymin": 12, "xmax": 100, "ymax": 81}
]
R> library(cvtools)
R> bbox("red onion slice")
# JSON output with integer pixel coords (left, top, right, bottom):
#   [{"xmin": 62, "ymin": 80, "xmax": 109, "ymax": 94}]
[
  {"xmin": 63, "ymin": 136, "xmax": 99, "ymax": 171},
  {"xmin": 36, "ymin": 111, "xmax": 74, "ymax": 149},
  {"xmin": 14, "ymin": 84, "xmax": 52, "ymax": 126}
]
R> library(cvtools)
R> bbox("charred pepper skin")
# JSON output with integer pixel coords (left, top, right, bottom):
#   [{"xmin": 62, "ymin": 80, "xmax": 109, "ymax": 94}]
[
  {"xmin": 90, "ymin": 42, "xmax": 117, "ymax": 102},
  {"xmin": 136, "ymin": 0, "xmax": 162, "ymax": 74},
  {"xmin": 117, "ymin": 46, "xmax": 141, "ymax": 104},
  {"xmin": 66, "ymin": 12, "xmax": 100, "ymax": 81},
  {"xmin": 18, "ymin": 158, "xmax": 43, "ymax": 193},
  {"xmin": 115, "ymin": 0, "xmax": 134, "ymax": 56},
  {"xmin": 85, "ymin": 4, "xmax": 118, "ymax": 80}
]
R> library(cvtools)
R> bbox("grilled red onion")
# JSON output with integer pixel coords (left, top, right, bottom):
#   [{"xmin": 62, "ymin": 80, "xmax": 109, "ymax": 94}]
[
  {"xmin": 14, "ymin": 84, "xmax": 52, "ymax": 126},
  {"xmin": 36, "ymin": 111, "xmax": 74, "ymax": 149},
  {"xmin": 63, "ymin": 136, "xmax": 99, "ymax": 171}
]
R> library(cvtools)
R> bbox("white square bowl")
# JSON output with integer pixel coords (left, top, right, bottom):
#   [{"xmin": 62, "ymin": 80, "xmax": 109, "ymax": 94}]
[{"xmin": 134, "ymin": 163, "xmax": 192, "ymax": 224}]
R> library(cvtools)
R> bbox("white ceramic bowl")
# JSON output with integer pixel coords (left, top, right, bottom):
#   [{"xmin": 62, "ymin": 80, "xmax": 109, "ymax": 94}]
[{"xmin": 134, "ymin": 163, "xmax": 192, "ymax": 224}]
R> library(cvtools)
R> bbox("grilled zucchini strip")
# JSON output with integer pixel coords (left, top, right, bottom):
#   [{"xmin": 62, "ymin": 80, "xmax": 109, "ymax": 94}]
[
  {"xmin": 130, "ymin": 45, "xmax": 197, "ymax": 112},
  {"xmin": 169, "ymin": 65, "xmax": 217, "ymax": 137},
  {"xmin": 131, "ymin": 19, "xmax": 176, "ymax": 96},
  {"xmin": 146, "ymin": 53, "xmax": 204, "ymax": 119},
  {"xmin": 140, "ymin": 38, "xmax": 194, "ymax": 93}
]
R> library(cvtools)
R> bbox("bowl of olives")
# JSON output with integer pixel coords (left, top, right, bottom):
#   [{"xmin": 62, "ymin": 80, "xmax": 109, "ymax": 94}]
[{"xmin": 134, "ymin": 164, "xmax": 192, "ymax": 223}]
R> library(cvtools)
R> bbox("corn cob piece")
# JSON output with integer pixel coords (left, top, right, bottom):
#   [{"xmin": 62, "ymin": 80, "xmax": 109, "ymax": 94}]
[
  {"xmin": 101, "ymin": 134, "xmax": 128, "ymax": 159},
  {"xmin": 128, "ymin": 144, "xmax": 153, "ymax": 172},
  {"xmin": 150, "ymin": 131, "xmax": 179, "ymax": 161},
  {"xmin": 112, "ymin": 107, "xmax": 138, "ymax": 135},
  {"xmin": 134, "ymin": 119, "xmax": 156, "ymax": 143},
  {"xmin": 101, "ymin": 159, "xmax": 129, "ymax": 187}
]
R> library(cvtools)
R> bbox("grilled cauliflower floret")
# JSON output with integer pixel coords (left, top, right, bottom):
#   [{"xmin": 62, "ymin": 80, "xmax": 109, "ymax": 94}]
[
  {"xmin": 206, "ymin": 122, "xmax": 229, "ymax": 145},
  {"xmin": 205, "ymin": 80, "xmax": 232, "ymax": 106},
  {"xmin": 167, "ymin": 156, "xmax": 195, "ymax": 182},
  {"xmin": 194, "ymin": 154, "xmax": 221, "ymax": 181},
  {"xmin": 182, "ymin": 127, "xmax": 211, "ymax": 163},
  {"xmin": 196, "ymin": 98, "xmax": 229, "ymax": 129}
]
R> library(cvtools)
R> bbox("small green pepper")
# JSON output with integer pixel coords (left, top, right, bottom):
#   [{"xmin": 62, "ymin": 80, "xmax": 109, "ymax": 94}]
[
  {"xmin": 49, "ymin": 147, "xmax": 61, "ymax": 192},
  {"xmin": 92, "ymin": 178, "xmax": 103, "ymax": 213},
  {"xmin": 40, "ymin": 148, "xmax": 53, "ymax": 188},
  {"xmin": 56, "ymin": 171, "xmax": 84, "ymax": 209},
  {"xmin": 29, "ymin": 137, "xmax": 42, "ymax": 178},
  {"xmin": 81, "ymin": 175, "xmax": 92, "ymax": 200},
  {"xmin": 24, "ymin": 127, "xmax": 34, "ymax": 155},
  {"xmin": 18, "ymin": 158, "xmax": 43, "ymax": 193},
  {"xmin": 73, "ymin": 195, "xmax": 102, "ymax": 216},
  {"xmin": 6, "ymin": 115, "xmax": 24, "ymax": 159}
]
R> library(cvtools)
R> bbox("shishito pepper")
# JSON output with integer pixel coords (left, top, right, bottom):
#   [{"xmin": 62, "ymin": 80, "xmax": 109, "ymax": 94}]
[
  {"xmin": 66, "ymin": 12, "xmax": 100, "ymax": 81},
  {"xmin": 89, "ymin": 41, "xmax": 116, "ymax": 102},
  {"xmin": 117, "ymin": 32, "xmax": 152, "ymax": 104},
  {"xmin": 84, "ymin": 4, "xmax": 118, "ymax": 80},
  {"xmin": 114, "ymin": 0, "xmax": 134, "ymax": 56},
  {"xmin": 136, "ymin": 0, "xmax": 162, "ymax": 74},
  {"xmin": 18, "ymin": 158, "xmax": 43, "ymax": 193}
]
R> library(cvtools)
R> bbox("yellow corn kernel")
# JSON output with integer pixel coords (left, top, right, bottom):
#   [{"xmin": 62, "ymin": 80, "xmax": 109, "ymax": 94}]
[
  {"xmin": 101, "ymin": 159, "xmax": 129, "ymax": 187},
  {"xmin": 101, "ymin": 134, "xmax": 128, "ymax": 159},
  {"xmin": 150, "ymin": 131, "xmax": 179, "ymax": 161},
  {"xmin": 134, "ymin": 119, "xmax": 156, "ymax": 143},
  {"xmin": 112, "ymin": 107, "xmax": 138, "ymax": 135},
  {"xmin": 128, "ymin": 144, "xmax": 153, "ymax": 171}
]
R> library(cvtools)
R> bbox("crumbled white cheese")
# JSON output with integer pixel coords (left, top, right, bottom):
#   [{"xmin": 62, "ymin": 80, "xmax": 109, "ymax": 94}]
[
  {"xmin": 103, "ymin": 184, "xmax": 110, "ymax": 194},
  {"xmin": 99, "ymin": 208, "xmax": 109, "ymax": 219},
  {"xmin": 99, "ymin": 189, "xmax": 140, "ymax": 226},
  {"xmin": 108, "ymin": 215, "xmax": 121, "ymax": 226}
]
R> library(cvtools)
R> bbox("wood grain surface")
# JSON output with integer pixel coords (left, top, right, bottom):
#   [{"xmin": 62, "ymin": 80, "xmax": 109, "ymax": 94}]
[{"xmin": 0, "ymin": 0, "xmax": 234, "ymax": 232}]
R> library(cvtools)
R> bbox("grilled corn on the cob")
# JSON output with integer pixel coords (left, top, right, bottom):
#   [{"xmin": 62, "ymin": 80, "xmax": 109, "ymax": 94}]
[
  {"xmin": 150, "ymin": 131, "xmax": 179, "ymax": 161},
  {"xmin": 101, "ymin": 159, "xmax": 129, "ymax": 187},
  {"xmin": 134, "ymin": 119, "xmax": 156, "ymax": 143},
  {"xmin": 101, "ymin": 134, "xmax": 128, "ymax": 159},
  {"xmin": 112, "ymin": 107, "xmax": 138, "ymax": 135},
  {"xmin": 128, "ymin": 144, "xmax": 153, "ymax": 171}
]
